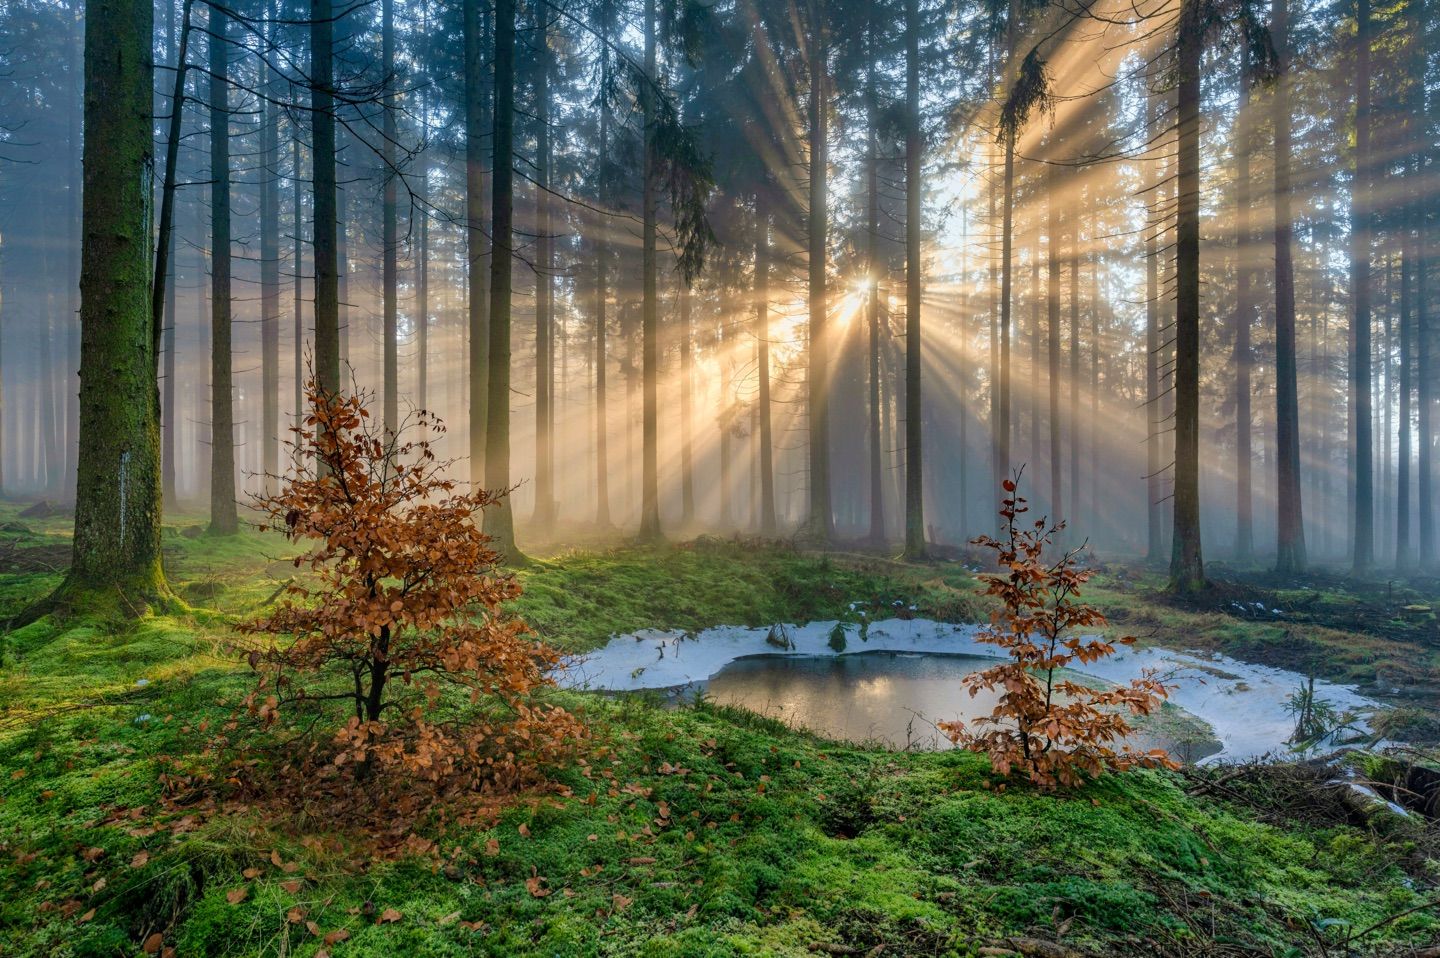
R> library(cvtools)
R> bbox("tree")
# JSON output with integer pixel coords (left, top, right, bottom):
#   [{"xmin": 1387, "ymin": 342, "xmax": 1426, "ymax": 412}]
[
  {"xmin": 312, "ymin": 0, "xmax": 341, "ymax": 395},
  {"xmin": 52, "ymin": 0, "xmax": 168, "ymax": 612},
  {"xmin": 465, "ymin": 0, "xmax": 490, "ymax": 488},
  {"xmin": 804, "ymin": 0, "xmax": 833, "ymax": 542},
  {"xmin": 381, "ymin": 0, "xmax": 399, "ymax": 434},
  {"xmin": 939, "ymin": 473, "xmax": 1175, "ymax": 789},
  {"xmin": 1169, "ymin": 0, "xmax": 1205, "ymax": 593},
  {"xmin": 261, "ymin": 0, "xmax": 281, "ymax": 495},
  {"xmin": 902, "ymin": 0, "xmax": 926, "ymax": 559},
  {"xmin": 208, "ymin": 6, "xmax": 238, "ymax": 536},
  {"xmin": 1350, "ymin": 0, "xmax": 1374, "ymax": 574},
  {"xmin": 241, "ymin": 379, "xmax": 582, "ymax": 810},
  {"xmin": 639, "ymin": 0, "xmax": 662, "ymax": 542},
  {"xmin": 1233, "ymin": 36, "xmax": 1254, "ymax": 562},
  {"xmin": 1272, "ymin": 0, "xmax": 1306, "ymax": 573},
  {"xmin": 483, "ymin": 0, "xmax": 519, "ymax": 556}
]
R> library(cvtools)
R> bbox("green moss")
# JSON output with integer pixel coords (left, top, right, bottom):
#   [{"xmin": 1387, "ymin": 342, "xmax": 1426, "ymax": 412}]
[{"xmin": 0, "ymin": 517, "xmax": 1436, "ymax": 956}]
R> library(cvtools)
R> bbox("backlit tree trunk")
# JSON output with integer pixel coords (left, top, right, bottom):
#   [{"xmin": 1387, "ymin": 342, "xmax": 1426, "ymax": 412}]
[{"xmin": 208, "ymin": 7, "xmax": 238, "ymax": 535}]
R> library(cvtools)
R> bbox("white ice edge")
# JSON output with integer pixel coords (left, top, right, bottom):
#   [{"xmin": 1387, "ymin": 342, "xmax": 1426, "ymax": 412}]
[{"xmin": 560, "ymin": 617, "xmax": 1383, "ymax": 764}]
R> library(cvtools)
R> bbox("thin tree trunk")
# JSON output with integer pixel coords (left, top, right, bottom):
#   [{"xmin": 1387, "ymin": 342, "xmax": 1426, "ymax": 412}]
[
  {"xmin": 465, "ymin": 0, "xmax": 489, "ymax": 487},
  {"xmin": 292, "ymin": 130, "xmax": 305, "ymax": 441},
  {"xmin": 482, "ymin": 0, "xmax": 518, "ymax": 554},
  {"xmin": 1046, "ymin": 163, "xmax": 1062, "ymax": 528},
  {"xmin": 1169, "ymin": 0, "xmax": 1205, "ymax": 592},
  {"xmin": 594, "ymin": 28, "xmax": 612, "ymax": 528},
  {"xmin": 312, "ymin": 0, "xmax": 340, "ymax": 395},
  {"xmin": 261, "ymin": 0, "xmax": 280, "ymax": 493},
  {"xmin": 1351, "ymin": 0, "xmax": 1375, "ymax": 573},
  {"xmin": 208, "ymin": 8, "xmax": 237, "ymax": 535},
  {"xmin": 160, "ymin": 0, "xmax": 190, "ymax": 508},
  {"xmin": 382, "ymin": 0, "xmax": 398, "ymax": 433},
  {"xmin": 680, "ymin": 280, "xmax": 696, "ymax": 525},
  {"xmin": 1145, "ymin": 76, "xmax": 1162, "ymax": 562},
  {"xmin": 1273, "ymin": 0, "xmax": 1306, "ymax": 572},
  {"xmin": 755, "ymin": 226, "xmax": 776, "ymax": 534},
  {"xmin": 638, "ymin": 0, "xmax": 662, "ymax": 541},
  {"xmin": 995, "ymin": 0, "xmax": 1018, "ymax": 492},
  {"xmin": 805, "ymin": 2, "xmax": 832, "ymax": 541},
  {"xmin": 903, "ymin": 0, "xmax": 925, "ymax": 558},
  {"xmin": 1233, "ymin": 41, "xmax": 1254, "ymax": 562},
  {"xmin": 535, "ymin": 6, "xmax": 556, "ymax": 529}
]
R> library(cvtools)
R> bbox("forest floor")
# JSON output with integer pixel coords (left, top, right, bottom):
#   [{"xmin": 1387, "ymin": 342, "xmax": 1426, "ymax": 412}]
[{"xmin": 1, "ymin": 503, "xmax": 1438, "ymax": 957}]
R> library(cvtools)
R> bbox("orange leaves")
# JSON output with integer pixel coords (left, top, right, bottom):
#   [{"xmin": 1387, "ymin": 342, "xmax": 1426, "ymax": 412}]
[
  {"xmin": 949, "ymin": 472, "xmax": 1178, "ymax": 790},
  {"xmin": 231, "ymin": 379, "xmax": 583, "ymax": 824}
]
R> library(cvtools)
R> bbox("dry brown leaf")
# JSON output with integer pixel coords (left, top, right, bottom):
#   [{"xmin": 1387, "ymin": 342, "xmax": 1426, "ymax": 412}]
[
  {"xmin": 280, "ymin": 879, "xmax": 303, "ymax": 894},
  {"xmin": 78, "ymin": 908, "xmax": 96, "ymax": 923},
  {"xmin": 377, "ymin": 908, "xmax": 402, "ymax": 924},
  {"xmin": 517, "ymin": 823, "xmax": 531, "ymax": 838},
  {"xmin": 612, "ymin": 893, "xmax": 632, "ymax": 912},
  {"xmin": 130, "ymin": 850, "xmax": 149, "ymax": 869},
  {"xmin": 286, "ymin": 907, "xmax": 307, "ymax": 924},
  {"xmin": 225, "ymin": 886, "xmax": 249, "ymax": 905},
  {"xmin": 323, "ymin": 928, "xmax": 351, "ymax": 946},
  {"xmin": 142, "ymin": 933, "xmax": 163, "ymax": 954}
]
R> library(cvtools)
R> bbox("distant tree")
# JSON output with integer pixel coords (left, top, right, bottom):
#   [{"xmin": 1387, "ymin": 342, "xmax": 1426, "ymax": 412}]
[
  {"xmin": 208, "ymin": 6, "xmax": 238, "ymax": 536},
  {"xmin": 1350, "ymin": 0, "xmax": 1374, "ymax": 574}
]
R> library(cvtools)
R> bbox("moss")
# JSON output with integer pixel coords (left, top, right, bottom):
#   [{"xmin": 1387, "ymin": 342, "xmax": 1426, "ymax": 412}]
[{"xmin": 0, "ymin": 518, "xmax": 1436, "ymax": 956}]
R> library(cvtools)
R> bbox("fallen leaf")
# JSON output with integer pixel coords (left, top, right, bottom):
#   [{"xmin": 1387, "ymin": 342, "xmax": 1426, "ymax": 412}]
[
  {"xmin": 525, "ymin": 876, "xmax": 549, "ymax": 898},
  {"xmin": 242, "ymin": 867, "xmax": 262, "ymax": 880},
  {"xmin": 142, "ymin": 933, "xmax": 163, "ymax": 954},
  {"xmin": 483, "ymin": 838, "xmax": 499, "ymax": 857},
  {"xmin": 377, "ymin": 908, "xmax": 402, "ymax": 925},
  {"xmin": 323, "ymin": 928, "xmax": 351, "ymax": 946},
  {"xmin": 437, "ymin": 911, "xmax": 461, "ymax": 925},
  {"xmin": 612, "ymin": 893, "xmax": 632, "ymax": 912},
  {"xmin": 280, "ymin": 880, "xmax": 303, "ymax": 894},
  {"xmin": 287, "ymin": 907, "xmax": 307, "ymax": 924},
  {"xmin": 78, "ymin": 908, "xmax": 96, "ymax": 923},
  {"xmin": 226, "ymin": 886, "xmax": 248, "ymax": 905},
  {"xmin": 517, "ymin": 823, "xmax": 531, "ymax": 838},
  {"xmin": 130, "ymin": 850, "xmax": 150, "ymax": 869}
]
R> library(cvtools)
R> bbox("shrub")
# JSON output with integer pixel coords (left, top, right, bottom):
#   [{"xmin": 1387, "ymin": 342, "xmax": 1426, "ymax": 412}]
[
  {"xmin": 233, "ymin": 380, "xmax": 583, "ymax": 814},
  {"xmin": 939, "ymin": 472, "xmax": 1177, "ymax": 789}
]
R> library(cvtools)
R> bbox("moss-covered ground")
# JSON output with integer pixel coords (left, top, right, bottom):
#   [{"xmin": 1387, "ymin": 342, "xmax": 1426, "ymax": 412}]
[{"xmin": 1, "ymin": 505, "xmax": 1437, "ymax": 957}]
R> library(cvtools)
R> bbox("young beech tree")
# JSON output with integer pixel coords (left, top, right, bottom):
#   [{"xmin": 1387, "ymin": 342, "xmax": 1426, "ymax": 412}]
[
  {"xmin": 941, "ymin": 473, "xmax": 1176, "ymax": 789},
  {"xmin": 240, "ymin": 380, "xmax": 582, "ymax": 805}
]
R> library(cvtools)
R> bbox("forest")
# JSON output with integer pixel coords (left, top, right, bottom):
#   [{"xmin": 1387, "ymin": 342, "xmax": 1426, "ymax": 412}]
[{"xmin": 0, "ymin": 0, "xmax": 1439, "ymax": 951}]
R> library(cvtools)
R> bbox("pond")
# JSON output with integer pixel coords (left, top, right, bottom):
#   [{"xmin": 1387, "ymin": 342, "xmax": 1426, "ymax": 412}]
[{"xmin": 562, "ymin": 618, "xmax": 1382, "ymax": 763}]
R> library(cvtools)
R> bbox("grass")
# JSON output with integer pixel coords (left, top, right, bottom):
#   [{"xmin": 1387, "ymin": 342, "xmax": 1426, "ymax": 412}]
[{"xmin": 1, "ymin": 505, "xmax": 1437, "ymax": 957}]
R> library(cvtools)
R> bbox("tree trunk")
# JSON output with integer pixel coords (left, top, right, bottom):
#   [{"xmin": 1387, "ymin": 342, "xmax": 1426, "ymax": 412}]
[
  {"xmin": 594, "ymin": 30, "xmax": 612, "ymax": 528},
  {"xmin": 1273, "ymin": 0, "xmax": 1306, "ymax": 573},
  {"xmin": 1169, "ymin": 0, "xmax": 1205, "ymax": 593},
  {"xmin": 312, "ymin": 0, "xmax": 340, "ymax": 395},
  {"xmin": 805, "ymin": 3, "xmax": 832, "ymax": 542},
  {"xmin": 1046, "ymin": 163, "xmax": 1062, "ymax": 529},
  {"xmin": 482, "ymin": 0, "xmax": 518, "ymax": 555},
  {"xmin": 903, "ymin": 0, "xmax": 926, "ymax": 559},
  {"xmin": 995, "ymin": 0, "xmax": 1019, "ymax": 494},
  {"xmin": 208, "ymin": 7, "xmax": 238, "ymax": 535},
  {"xmin": 755, "ymin": 225, "xmax": 776, "ymax": 534},
  {"xmin": 381, "ymin": 0, "xmax": 398, "ymax": 433},
  {"xmin": 1233, "ymin": 41, "xmax": 1254, "ymax": 562},
  {"xmin": 638, "ymin": 0, "xmax": 662, "ymax": 542},
  {"xmin": 1351, "ymin": 0, "xmax": 1374, "ymax": 573},
  {"xmin": 534, "ymin": 5, "xmax": 557, "ymax": 530},
  {"xmin": 465, "ymin": 0, "xmax": 490, "ymax": 487},
  {"xmin": 159, "ymin": 0, "xmax": 190, "ymax": 509},
  {"xmin": 261, "ymin": 0, "xmax": 280, "ymax": 493},
  {"xmin": 1145, "ymin": 76, "xmax": 1162, "ymax": 563},
  {"xmin": 59, "ymin": 0, "xmax": 167, "ymax": 610}
]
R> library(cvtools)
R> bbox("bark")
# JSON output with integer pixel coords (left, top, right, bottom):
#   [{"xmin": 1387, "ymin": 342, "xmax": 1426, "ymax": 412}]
[
  {"xmin": 1169, "ymin": 0, "xmax": 1205, "ymax": 593},
  {"xmin": 680, "ymin": 280, "xmax": 696, "ymax": 525},
  {"xmin": 1145, "ymin": 78, "xmax": 1162, "ymax": 563},
  {"xmin": 1351, "ymin": 0, "xmax": 1374, "ymax": 573},
  {"xmin": 382, "ymin": 0, "xmax": 398, "ymax": 433},
  {"xmin": 1273, "ymin": 0, "xmax": 1307, "ymax": 572},
  {"xmin": 208, "ymin": 7, "xmax": 238, "ymax": 535},
  {"xmin": 755, "ymin": 225, "xmax": 776, "ymax": 534},
  {"xmin": 995, "ymin": 0, "xmax": 1019, "ymax": 493},
  {"xmin": 903, "ymin": 0, "xmax": 925, "ymax": 559},
  {"xmin": 594, "ymin": 28, "xmax": 612, "ymax": 528},
  {"xmin": 312, "ymin": 0, "xmax": 340, "ymax": 395},
  {"xmin": 866, "ymin": 15, "xmax": 885, "ymax": 545},
  {"xmin": 638, "ymin": 0, "xmax": 662, "ymax": 542},
  {"xmin": 805, "ymin": 1, "xmax": 832, "ymax": 541},
  {"xmin": 261, "ymin": 0, "xmax": 280, "ymax": 494},
  {"xmin": 158, "ymin": 0, "xmax": 190, "ymax": 509},
  {"xmin": 61, "ymin": 0, "xmax": 167, "ymax": 608},
  {"xmin": 466, "ymin": 0, "xmax": 489, "ymax": 481},
  {"xmin": 482, "ymin": 0, "xmax": 518, "ymax": 554},
  {"xmin": 534, "ymin": 5, "xmax": 556, "ymax": 529},
  {"xmin": 1046, "ymin": 163, "xmax": 1062, "ymax": 529},
  {"xmin": 1234, "ymin": 41, "xmax": 1254, "ymax": 562}
]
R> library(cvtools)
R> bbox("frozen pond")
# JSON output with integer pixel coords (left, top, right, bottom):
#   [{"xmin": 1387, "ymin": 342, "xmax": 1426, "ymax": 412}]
[{"xmin": 561, "ymin": 618, "xmax": 1383, "ymax": 763}]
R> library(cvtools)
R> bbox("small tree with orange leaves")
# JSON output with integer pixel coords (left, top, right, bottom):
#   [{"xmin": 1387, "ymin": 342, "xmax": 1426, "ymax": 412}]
[
  {"xmin": 237, "ymin": 380, "xmax": 582, "ymax": 811},
  {"xmin": 940, "ymin": 472, "xmax": 1177, "ymax": 789}
]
